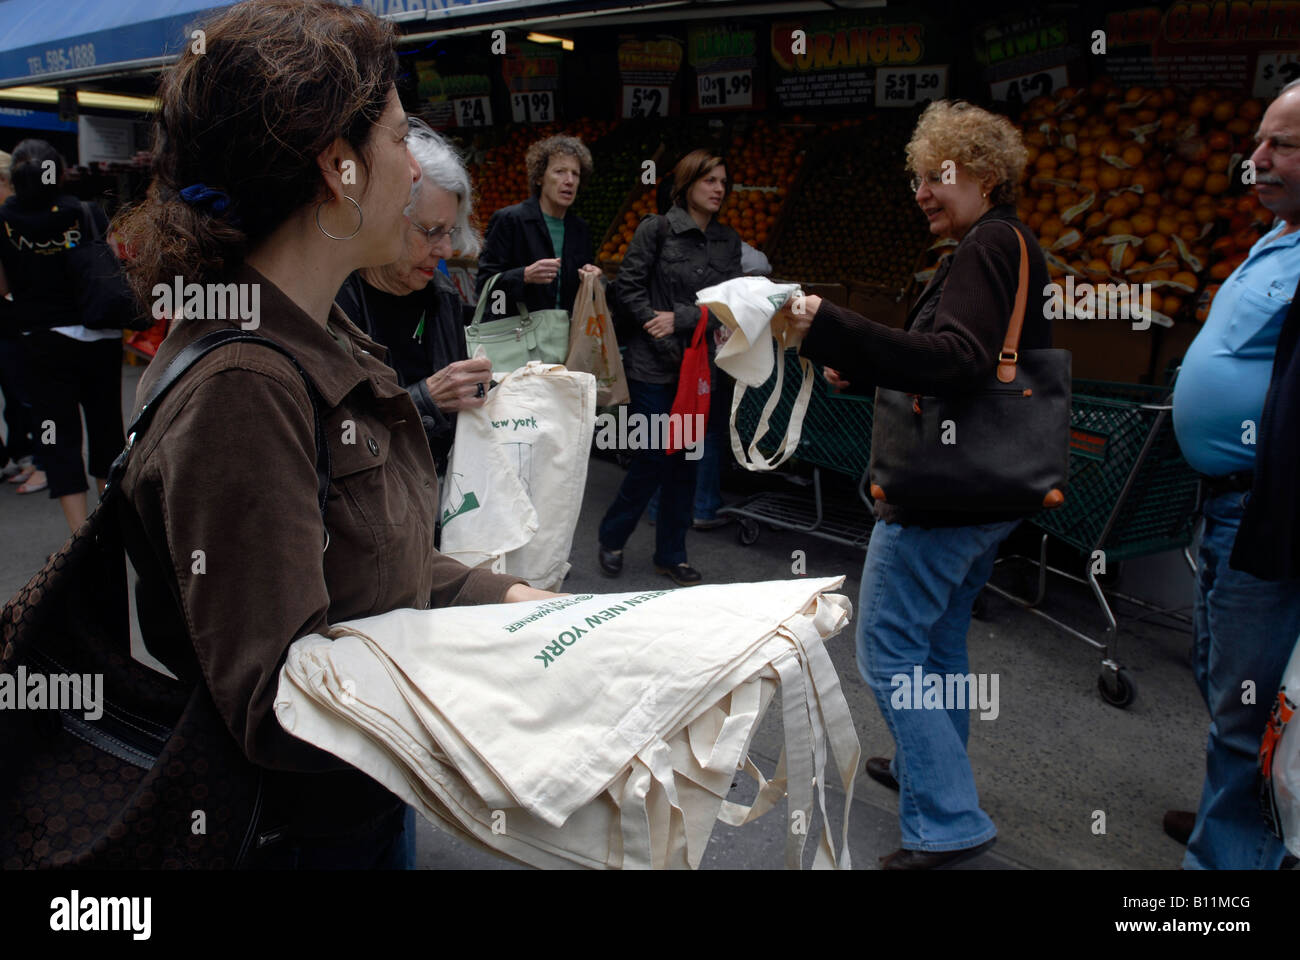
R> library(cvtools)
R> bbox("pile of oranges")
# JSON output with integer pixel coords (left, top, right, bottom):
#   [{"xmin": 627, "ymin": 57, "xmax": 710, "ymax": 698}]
[
  {"xmin": 714, "ymin": 117, "xmax": 809, "ymax": 249},
  {"xmin": 598, "ymin": 187, "xmax": 658, "ymax": 263},
  {"xmin": 1010, "ymin": 79, "xmax": 1271, "ymax": 322}
]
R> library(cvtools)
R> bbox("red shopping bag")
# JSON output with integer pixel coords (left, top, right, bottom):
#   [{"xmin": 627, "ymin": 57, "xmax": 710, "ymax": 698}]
[{"xmin": 667, "ymin": 305, "xmax": 711, "ymax": 456}]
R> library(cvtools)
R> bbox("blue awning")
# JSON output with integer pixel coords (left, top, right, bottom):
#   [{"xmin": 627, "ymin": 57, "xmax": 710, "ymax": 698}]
[
  {"xmin": 0, "ymin": 0, "xmax": 605, "ymax": 88},
  {"xmin": 0, "ymin": 0, "xmax": 239, "ymax": 87}
]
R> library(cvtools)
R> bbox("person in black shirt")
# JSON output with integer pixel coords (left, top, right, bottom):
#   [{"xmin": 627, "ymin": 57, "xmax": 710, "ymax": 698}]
[
  {"xmin": 0, "ymin": 139, "xmax": 124, "ymax": 528},
  {"xmin": 334, "ymin": 118, "xmax": 488, "ymax": 476}
]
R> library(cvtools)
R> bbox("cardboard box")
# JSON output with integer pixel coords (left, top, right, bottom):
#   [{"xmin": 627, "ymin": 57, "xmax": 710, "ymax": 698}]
[{"xmin": 1052, "ymin": 315, "xmax": 1154, "ymax": 384}]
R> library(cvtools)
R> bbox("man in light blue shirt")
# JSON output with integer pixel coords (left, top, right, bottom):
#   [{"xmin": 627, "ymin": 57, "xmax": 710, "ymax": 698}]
[{"xmin": 1169, "ymin": 79, "xmax": 1300, "ymax": 870}]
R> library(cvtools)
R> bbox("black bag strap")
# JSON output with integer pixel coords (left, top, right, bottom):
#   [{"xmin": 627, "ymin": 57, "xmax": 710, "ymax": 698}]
[
  {"xmin": 106, "ymin": 329, "xmax": 332, "ymax": 539},
  {"xmin": 79, "ymin": 201, "xmax": 105, "ymax": 243}
]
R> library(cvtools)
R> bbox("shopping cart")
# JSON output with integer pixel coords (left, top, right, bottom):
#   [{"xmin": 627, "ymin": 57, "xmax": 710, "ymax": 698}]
[
  {"xmin": 718, "ymin": 349, "xmax": 876, "ymax": 548},
  {"xmin": 982, "ymin": 379, "xmax": 1201, "ymax": 708}
]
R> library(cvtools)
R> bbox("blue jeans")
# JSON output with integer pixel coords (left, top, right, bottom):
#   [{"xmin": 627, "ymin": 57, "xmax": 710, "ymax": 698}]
[
  {"xmin": 1184, "ymin": 491, "xmax": 1300, "ymax": 870},
  {"xmin": 599, "ymin": 379, "xmax": 698, "ymax": 567},
  {"xmin": 647, "ymin": 366, "xmax": 728, "ymax": 523},
  {"xmin": 857, "ymin": 517, "xmax": 1020, "ymax": 852}
]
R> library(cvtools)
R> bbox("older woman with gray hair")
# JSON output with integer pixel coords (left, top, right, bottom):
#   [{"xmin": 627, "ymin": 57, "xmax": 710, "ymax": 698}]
[{"xmin": 334, "ymin": 117, "xmax": 490, "ymax": 476}]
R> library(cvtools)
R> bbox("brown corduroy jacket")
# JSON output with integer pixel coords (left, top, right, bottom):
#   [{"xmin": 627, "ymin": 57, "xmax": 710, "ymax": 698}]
[{"xmin": 118, "ymin": 263, "xmax": 523, "ymax": 837}]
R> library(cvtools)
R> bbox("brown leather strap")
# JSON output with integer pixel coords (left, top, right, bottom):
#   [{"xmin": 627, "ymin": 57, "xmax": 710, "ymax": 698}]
[{"xmin": 996, "ymin": 222, "xmax": 1030, "ymax": 384}]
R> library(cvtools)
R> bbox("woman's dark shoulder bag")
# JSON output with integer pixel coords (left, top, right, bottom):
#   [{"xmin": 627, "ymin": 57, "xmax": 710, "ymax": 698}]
[
  {"xmin": 868, "ymin": 221, "xmax": 1072, "ymax": 514},
  {"xmin": 0, "ymin": 329, "xmax": 330, "ymax": 869}
]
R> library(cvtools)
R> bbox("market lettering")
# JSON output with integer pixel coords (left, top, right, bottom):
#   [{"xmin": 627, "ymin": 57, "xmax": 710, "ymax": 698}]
[
  {"xmin": 1162, "ymin": 0, "xmax": 1300, "ymax": 42},
  {"xmin": 1104, "ymin": 7, "xmax": 1162, "ymax": 45},
  {"xmin": 773, "ymin": 24, "xmax": 922, "ymax": 71},
  {"xmin": 694, "ymin": 32, "xmax": 755, "ymax": 60},
  {"xmin": 985, "ymin": 23, "xmax": 1069, "ymax": 62}
]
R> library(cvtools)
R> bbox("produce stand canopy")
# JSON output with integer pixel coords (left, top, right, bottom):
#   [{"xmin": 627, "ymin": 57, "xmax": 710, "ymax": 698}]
[{"xmin": 0, "ymin": 0, "xmax": 611, "ymax": 88}]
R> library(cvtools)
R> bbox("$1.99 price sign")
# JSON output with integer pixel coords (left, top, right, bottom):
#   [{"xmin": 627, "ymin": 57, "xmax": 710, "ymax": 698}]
[
  {"xmin": 454, "ymin": 96, "xmax": 492, "ymax": 128},
  {"xmin": 874, "ymin": 65, "xmax": 948, "ymax": 108},
  {"xmin": 623, "ymin": 85, "xmax": 668, "ymax": 119},
  {"xmin": 511, "ymin": 91, "xmax": 555, "ymax": 124},
  {"xmin": 698, "ymin": 70, "xmax": 753, "ymax": 109}
]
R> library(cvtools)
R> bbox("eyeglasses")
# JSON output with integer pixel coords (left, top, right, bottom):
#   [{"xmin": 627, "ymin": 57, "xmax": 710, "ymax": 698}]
[
  {"xmin": 406, "ymin": 215, "xmax": 458, "ymax": 246},
  {"xmin": 908, "ymin": 171, "xmax": 946, "ymax": 193}
]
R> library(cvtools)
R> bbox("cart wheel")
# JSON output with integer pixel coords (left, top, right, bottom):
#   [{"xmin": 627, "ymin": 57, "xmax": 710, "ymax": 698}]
[
  {"xmin": 1097, "ymin": 666, "xmax": 1136, "ymax": 708},
  {"xmin": 971, "ymin": 589, "xmax": 990, "ymax": 621},
  {"xmin": 737, "ymin": 518, "xmax": 760, "ymax": 546}
]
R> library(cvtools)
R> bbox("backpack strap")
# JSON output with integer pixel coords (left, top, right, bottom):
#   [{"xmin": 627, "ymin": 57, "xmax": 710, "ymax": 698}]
[{"xmin": 106, "ymin": 329, "xmax": 332, "ymax": 540}]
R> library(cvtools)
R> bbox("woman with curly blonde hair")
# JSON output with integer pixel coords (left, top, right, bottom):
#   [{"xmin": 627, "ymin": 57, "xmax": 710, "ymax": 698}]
[
  {"xmin": 780, "ymin": 100, "xmax": 1050, "ymax": 870},
  {"xmin": 475, "ymin": 134, "xmax": 601, "ymax": 317}
]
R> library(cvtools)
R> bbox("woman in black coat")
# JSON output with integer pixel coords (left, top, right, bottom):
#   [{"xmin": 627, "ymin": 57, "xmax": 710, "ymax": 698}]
[
  {"xmin": 597, "ymin": 149, "xmax": 742, "ymax": 587},
  {"xmin": 474, "ymin": 135, "xmax": 601, "ymax": 317}
]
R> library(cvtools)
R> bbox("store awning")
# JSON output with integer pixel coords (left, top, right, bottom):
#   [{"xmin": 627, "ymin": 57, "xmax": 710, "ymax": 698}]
[
  {"xmin": 0, "ymin": 0, "xmax": 239, "ymax": 88},
  {"xmin": 0, "ymin": 0, "xmax": 618, "ymax": 89}
]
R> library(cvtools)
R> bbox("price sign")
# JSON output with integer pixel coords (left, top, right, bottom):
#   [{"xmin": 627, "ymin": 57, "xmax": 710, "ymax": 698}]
[
  {"xmin": 698, "ymin": 70, "xmax": 753, "ymax": 109},
  {"xmin": 875, "ymin": 65, "xmax": 948, "ymax": 108},
  {"xmin": 454, "ymin": 96, "xmax": 492, "ymax": 128},
  {"xmin": 990, "ymin": 66, "xmax": 1069, "ymax": 108},
  {"xmin": 1255, "ymin": 52, "xmax": 1300, "ymax": 99},
  {"xmin": 622, "ymin": 85, "xmax": 668, "ymax": 119},
  {"xmin": 510, "ymin": 91, "xmax": 555, "ymax": 124}
]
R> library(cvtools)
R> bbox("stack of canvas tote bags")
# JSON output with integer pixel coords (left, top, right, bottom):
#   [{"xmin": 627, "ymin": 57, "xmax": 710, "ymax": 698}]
[{"xmin": 275, "ymin": 577, "xmax": 860, "ymax": 869}]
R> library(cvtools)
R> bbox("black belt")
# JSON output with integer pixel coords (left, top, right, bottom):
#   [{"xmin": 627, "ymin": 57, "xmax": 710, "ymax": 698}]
[{"xmin": 1200, "ymin": 471, "xmax": 1254, "ymax": 499}]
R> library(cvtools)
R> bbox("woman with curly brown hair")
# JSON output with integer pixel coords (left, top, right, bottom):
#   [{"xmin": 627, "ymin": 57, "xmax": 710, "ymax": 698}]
[
  {"xmin": 474, "ymin": 134, "xmax": 602, "ymax": 320},
  {"xmin": 112, "ymin": 0, "xmax": 555, "ymax": 869},
  {"xmin": 780, "ymin": 100, "xmax": 1051, "ymax": 870}
]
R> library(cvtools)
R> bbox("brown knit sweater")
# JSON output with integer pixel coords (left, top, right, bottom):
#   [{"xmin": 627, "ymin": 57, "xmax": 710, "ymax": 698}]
[{"xmin": 799, "ymin": 206, "xmax": 1053, "ymax": 527}]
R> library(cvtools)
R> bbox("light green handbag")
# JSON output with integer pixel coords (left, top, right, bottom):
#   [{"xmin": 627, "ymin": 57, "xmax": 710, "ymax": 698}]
[{"xmin": 466, "ymin": 273, "xmax": 571, "ymax": 371}]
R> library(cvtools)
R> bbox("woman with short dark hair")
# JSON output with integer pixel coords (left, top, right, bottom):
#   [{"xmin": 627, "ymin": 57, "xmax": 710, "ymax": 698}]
[
  {"xmin": 597, "ymin": 149, "xmax": 742, "ymax": 586},
  {"xmin": 111, "ymin": 0, "xmax": 556, "ymax": 869},
  {"xmin": 0, "ymin": 139, "xmax": 124, "ymax": 522},
  {"xmin": 475, "ymin": 134, "xmax": 601, "ymax": 320}
]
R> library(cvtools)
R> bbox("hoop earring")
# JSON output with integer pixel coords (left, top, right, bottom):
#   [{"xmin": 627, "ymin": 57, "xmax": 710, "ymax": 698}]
[{"xmin": 315, "ymin": 195, "xmax": 363, "ymax": 241}]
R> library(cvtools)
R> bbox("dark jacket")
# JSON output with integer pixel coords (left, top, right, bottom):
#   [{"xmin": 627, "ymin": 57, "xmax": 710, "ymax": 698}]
[
  {"xmin": 117, "ymin": 263, "xmax": 524, "ymax": 841},
  {"xmin": 475, "ymin": 195, "xmax": 592, "ymax": 316},
  {"xmin": 614, "ymin": 205, "xmax": 743, "ymax": 384},
  {"xmin": 334, "ymin": 269, "xmax": 468, "ymax": 474},
  {"xmin": 0, "ymin": 193, "xmax": 97, "ymax": 332},
  {"xmin": 800, "ymin": 205, "xmax": 1053, "ymax": 527},
  {"xmin": 1232, "ymin": 284, "xmax": 1300, "ymax": 581}
]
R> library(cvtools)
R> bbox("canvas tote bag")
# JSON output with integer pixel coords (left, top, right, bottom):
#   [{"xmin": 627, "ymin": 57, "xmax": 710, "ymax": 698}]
[
  {"xmin": 439, "ymin": 361, "xmax": 596, "ymax": 590},
  {"xmin": 274, "ymin": 577, "xmax": 860, "ymax": 869},
  {"xmin": 696, "ymin": 277, "xmax": 813, "ymax": 472}
]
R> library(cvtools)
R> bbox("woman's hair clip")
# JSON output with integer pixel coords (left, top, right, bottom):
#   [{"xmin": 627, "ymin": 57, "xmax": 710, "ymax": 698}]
[{"xmin": 178, "ymin": 183, "xmax": 232, "ymax": 215}]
